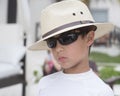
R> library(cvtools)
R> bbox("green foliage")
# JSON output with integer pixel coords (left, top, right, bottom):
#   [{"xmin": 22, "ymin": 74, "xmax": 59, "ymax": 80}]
[
  {"xmin": 33, "ymin": 70, "xmax": 38, "ymax": 76},
  {"xmin": 90, "ymin": 52, "xmax": 120, "ymax": 63},
  {"xmin": 99, "ymin": 66, "xmax": 120, "ymax": 79},
  {"xmin": 33, "ymin": 70, "xmax": 42, "ymax": 83},
  {"xmin": 99, "ymin": 66, "xmax": 120, "ymax": 84},
  {"xmin": 90, "ymin": 51, "xmax": 120, "ymax": 84}
]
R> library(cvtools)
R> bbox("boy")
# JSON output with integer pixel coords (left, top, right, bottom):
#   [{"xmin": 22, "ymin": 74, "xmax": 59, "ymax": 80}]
[{"xmin": 29, "ymin": 0, "xmax": 114, "ymax": 96}]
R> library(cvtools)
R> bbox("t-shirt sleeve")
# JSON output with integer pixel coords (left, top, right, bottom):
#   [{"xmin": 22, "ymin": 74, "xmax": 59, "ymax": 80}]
[
  {"xmin": 99, "ymin": 86, "xmax": 114, "ymax": 96},
  {"xmin": 37, "ymin": 77, "xmax": 46, "ymax": 96},
  {"xmin": 37, "ymin": 79, "xmax": 42, "ymax": 96},
  {"xmin": 36, "ymin": 75, "xmax": 55, "ymax": 96}
]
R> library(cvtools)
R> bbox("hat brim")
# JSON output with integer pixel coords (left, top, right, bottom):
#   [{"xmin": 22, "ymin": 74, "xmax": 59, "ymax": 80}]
[{"xmin": 28, "ymin": 23, "xmax": 114, "ymax": 50}]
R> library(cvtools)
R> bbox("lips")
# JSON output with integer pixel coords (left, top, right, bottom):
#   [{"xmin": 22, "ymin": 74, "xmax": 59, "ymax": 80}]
[{"xmin": 58, "ymin": 57, "xmax": 67, "ymax": 63}]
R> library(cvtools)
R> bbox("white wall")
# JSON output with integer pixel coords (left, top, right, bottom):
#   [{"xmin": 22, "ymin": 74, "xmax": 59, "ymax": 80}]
[
  {"xmin": 0, "ymin": 0, "xmax": 8, "ymax": 23},
  {"xmin": 90, "ymin": 0, "xmax": 120, "ymax": 27},
  {"xmin": 109, "ymin": 1, "xmax": 120, "ymax": 27},
  {"xmin": 25, "ymin": 1, "xmax": 56, "ymax": 96},
  {"xmin": 26, "ymin": 1, "xmax": 56, "ymax": 96},
  {"xmin": 29, "ymin": 0, "xmax": 56, "ymax": 42}
]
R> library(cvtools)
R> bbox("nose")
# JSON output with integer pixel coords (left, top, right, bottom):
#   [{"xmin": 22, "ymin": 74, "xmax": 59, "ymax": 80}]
[{"xmin": 54, "ymin": 41, "xmax": 64, "ymax": 53}]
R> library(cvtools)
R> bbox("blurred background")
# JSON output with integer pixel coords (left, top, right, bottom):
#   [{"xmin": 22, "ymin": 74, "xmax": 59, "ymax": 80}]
[{"xmin": 0, "ymin": 0, "xmax": 120, "ymax": 96}]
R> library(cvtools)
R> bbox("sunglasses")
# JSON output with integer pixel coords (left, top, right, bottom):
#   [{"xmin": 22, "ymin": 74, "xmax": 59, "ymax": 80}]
[{"xmin": 46, "ymin": 30, "xmax": 83, "ymax": 48}]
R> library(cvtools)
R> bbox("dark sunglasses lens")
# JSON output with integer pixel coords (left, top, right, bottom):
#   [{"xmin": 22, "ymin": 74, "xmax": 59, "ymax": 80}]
[
  {"xmin": 46, "ymin": 38, "xmax": 56, "ymax": 48},
  {"xmin": 46, "ymin": 32, "xmax": 78, "ymax": 48},
  {"xmin": 59, "ymin": 33, "xmax": 77, "ymax": 45}
]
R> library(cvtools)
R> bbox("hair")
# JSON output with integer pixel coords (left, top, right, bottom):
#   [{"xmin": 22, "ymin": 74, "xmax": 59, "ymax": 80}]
[
  {"xmin": 78, "ymin": 25, "xmax": 97, "ymax": 38},
  {"xmin": 77, "ymin": 25, "xmax": 97, "ymax": 55}
]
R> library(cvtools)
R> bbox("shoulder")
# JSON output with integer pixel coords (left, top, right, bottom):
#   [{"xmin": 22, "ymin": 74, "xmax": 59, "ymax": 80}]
[
  {"xmin": 41, "ymin": 71, "xmax": 60, "ymax": 81},
  {"xmin": 98, "ymin": 85, "xmax": 114, "ymax": 96},
  {"xmin": 38, "ymin": 71, "xmax": 61, "ymax": 89},
  {"xmin": 90, "ymin": 72, "xmax": 114, "ymax": 95}
]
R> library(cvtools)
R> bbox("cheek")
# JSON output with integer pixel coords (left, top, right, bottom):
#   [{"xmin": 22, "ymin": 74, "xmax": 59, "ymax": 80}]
[
  {"xmin": 73, "ymin": 38, "xmax": 88, "ymax": 52},
  {"xmin": 67, "ymin": 39, "xmax": 88, "ymax": 60},
  {"xmin": 51, "ymin": 50, "xmax": 57, "ymax": 60}
]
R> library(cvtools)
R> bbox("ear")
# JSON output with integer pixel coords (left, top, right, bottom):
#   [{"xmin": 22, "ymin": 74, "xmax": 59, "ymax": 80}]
[{"xmin": 86, "ymin": 31, "xmax": 95, "ymax": 46}]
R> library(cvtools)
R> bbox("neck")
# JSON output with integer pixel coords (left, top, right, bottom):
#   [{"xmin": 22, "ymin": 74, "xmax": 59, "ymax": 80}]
[{"xmin": 63, "ymin": 60, "xmax": 90, "ymax": 74}]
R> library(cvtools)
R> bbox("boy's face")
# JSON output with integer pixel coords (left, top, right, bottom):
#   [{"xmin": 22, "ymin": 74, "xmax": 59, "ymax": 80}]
[{"xmin": 48, "ymin": 30, "xmax": 94, "ymax": 73}]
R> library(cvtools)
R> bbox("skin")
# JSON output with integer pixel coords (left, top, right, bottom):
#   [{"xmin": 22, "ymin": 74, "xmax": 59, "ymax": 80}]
[{"xmin": 50, "ymin": 31, "xmax": 95, "ymax": 74}]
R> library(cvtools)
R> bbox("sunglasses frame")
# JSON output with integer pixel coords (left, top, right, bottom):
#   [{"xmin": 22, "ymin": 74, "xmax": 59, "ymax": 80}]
[{"xmin": 46, "ymin": 30, "xmax": 83, "ymax": 48}]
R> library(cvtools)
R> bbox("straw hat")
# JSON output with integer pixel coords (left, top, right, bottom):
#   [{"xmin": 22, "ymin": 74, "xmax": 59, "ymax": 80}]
[{"xmin": 29, "ymin": 0, "xmax": 114, "ymax": 50}]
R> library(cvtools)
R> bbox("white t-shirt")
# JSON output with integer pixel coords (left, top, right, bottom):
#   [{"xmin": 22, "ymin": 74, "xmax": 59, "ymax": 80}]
[{"xmin": 37, "ymin": 69, "xmax": 114, "ymax": 96}]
